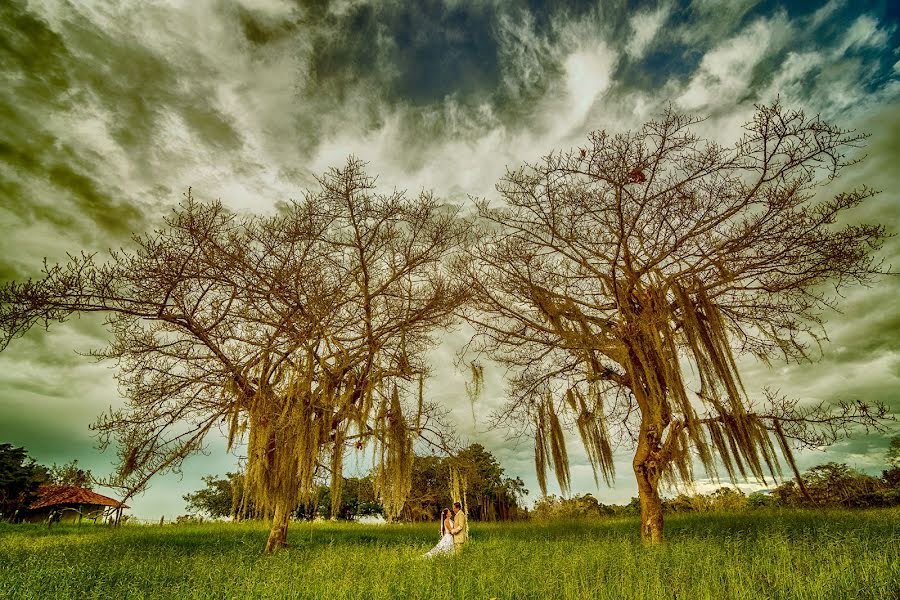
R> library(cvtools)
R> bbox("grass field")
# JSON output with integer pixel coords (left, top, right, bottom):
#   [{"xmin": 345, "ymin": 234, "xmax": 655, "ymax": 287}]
[{"xmin": 1, "ymin": 509, "xmax": 898, "ymax": 599}]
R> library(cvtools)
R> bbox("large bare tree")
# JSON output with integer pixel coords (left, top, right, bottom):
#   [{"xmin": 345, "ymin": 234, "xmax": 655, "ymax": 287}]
[
  {"xmin": 0, "ymin": 159, "xmax": 469, "ymax": 551},
  {"xmin": 458, "ymin": 101, "xmax": 891, "ymax": 542}
]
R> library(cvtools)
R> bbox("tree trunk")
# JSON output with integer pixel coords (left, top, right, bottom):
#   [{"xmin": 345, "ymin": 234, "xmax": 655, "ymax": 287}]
[
  {"xmin": 264, "ymin": 501, "xmax": 290, "ymax": 553},
  {"xmin": 633, "ymin": 419, "xmax": 665, "ymax": 543},
  {"xmin": 634, "ymin": 460, "xmax": 664, "ymax": 543}
]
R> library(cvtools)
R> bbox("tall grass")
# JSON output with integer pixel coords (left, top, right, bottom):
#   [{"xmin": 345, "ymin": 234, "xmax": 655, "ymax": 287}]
[{"xmin": 1, "ymin": 509, "xmax": 897, "ymax": 599}]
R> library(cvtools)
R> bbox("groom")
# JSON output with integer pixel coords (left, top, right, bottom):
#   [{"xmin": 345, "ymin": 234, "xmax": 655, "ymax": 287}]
[{"xmin": 450, "ymin": 501, "xmax": 468, "ymax": 553}]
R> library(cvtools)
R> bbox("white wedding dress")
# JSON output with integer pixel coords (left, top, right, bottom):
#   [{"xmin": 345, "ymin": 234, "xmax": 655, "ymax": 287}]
[{"xmin": 423, "ymin": 520, "xmax": 455, "ymax": 558}]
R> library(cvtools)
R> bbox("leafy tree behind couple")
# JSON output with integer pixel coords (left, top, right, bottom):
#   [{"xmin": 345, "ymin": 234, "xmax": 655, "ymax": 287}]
[{"xmin": 401, "ymin": 444, "xmax": 528, "ymax": 522}]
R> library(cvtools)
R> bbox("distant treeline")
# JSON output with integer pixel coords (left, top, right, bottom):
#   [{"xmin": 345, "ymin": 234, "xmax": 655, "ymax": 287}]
[
  {"xmin": 184, "ymin": 443, "xmax": 529, "ymax": 522},
  {"xmin": 533, "ymin": 437, "xmax": 900, "ymax": 520}
]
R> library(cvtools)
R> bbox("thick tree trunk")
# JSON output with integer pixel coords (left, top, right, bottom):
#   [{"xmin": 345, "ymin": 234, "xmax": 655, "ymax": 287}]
[
  {"xmin": 633, "ymin": 419, "xmax": 665, "ymax": 543},
  {"xmin": 264, "ymin": 501, "xmax": 290, "ymax": 553},
  {"xmin": 634, "ymin": 460, "xmax": 664, "ymax": 543}
]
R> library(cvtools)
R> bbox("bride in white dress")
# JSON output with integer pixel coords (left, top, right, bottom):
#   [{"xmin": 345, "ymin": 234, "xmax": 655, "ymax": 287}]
[{"xmin": 423, "ymin": 508, "xmax": 455, "ymax": 558}]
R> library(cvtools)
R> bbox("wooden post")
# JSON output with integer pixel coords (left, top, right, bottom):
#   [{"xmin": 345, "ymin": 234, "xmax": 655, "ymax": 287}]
[{"xmin": 159, "ymin": 515, "xmax": 165, "ymax": 526}]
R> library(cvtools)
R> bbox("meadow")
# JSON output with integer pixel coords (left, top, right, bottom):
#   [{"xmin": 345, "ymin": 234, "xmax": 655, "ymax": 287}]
[{"xmin": 0, "ymin": 509, "xmax": 897, "ymax": 600}]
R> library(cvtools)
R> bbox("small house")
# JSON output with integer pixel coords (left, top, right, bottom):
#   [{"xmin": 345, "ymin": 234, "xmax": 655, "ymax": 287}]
[{"xmin": 25, "ymin": 484, "xmax": 128, "ymax": 524}]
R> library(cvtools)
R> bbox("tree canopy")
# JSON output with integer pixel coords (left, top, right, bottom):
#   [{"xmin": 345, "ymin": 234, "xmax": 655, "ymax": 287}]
[
  {"xmin": 401, "ymin": 444, "xmax": 529, "ymax": 522},
  {"xmin": 0, "ymin": 443, "xmax": 48, "ymax": 520},
  {"xmin": 183, "ymin": 473, "xmax": 243, "ymax": 519},
  {"xmin": 47, "ymin": 460, "xmax": 93, "ymax": 489}
]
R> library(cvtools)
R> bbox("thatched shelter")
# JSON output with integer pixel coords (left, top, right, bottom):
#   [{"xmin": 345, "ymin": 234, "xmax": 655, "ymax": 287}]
[{"xmin": 26, "ymin": 485, "xmax": 128, "ymax": 524}]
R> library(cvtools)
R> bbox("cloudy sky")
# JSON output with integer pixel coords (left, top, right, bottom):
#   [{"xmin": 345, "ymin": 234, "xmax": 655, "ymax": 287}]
[{"xmin": 1, "ymin": 0, "xmax": 898, "ymax": 520}]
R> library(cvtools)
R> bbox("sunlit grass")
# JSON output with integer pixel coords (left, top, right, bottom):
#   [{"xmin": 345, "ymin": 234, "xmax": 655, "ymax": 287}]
[{"xmin": 1, "ymin": 509, "xmax": 897, "ymax": 599}]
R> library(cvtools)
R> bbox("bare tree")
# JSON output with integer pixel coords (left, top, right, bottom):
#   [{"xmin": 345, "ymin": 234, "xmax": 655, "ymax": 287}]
[
  {"xmin": 0, "ymin": 159, "xmax": 469, "ymax": 552},
  {"xmin": 458, "ymin": 101, "xmax": 892, "ymax": 542}
]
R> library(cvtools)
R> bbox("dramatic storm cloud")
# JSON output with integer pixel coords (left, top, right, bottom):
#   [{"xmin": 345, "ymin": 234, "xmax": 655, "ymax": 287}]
[{"xmin": 1, "ymin": 0, "xmax": 898, "ymax": 519}]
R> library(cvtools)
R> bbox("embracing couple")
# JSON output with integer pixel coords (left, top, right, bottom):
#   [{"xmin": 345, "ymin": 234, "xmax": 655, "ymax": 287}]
[{"xmin": 423, "ymin": 501, "xmax": 468, "ymax": 558}]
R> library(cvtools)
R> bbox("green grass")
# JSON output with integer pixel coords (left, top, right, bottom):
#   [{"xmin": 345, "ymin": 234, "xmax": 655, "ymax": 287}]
[{"xmin": 1, "ymin": 509, "xmax": 898, "ymax": 599}]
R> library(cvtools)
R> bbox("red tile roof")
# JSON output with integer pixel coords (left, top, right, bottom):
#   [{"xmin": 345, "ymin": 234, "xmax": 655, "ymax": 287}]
[{"xmin": 29, "ymin": 485, "xmax": 129, "ymax": 510}]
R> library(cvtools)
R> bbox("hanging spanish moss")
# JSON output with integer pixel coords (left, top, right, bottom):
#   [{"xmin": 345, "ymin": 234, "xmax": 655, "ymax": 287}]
[
  {"xmin": 534, "ymin": 408, "xmax": 549, "ymax": 496},
  {"xmin": 230, "ymin": 471, "xmax": 246, "ymax": 521},
  {"xmin": 465, "ymin": 361, "xmax": 484, "ymax": 425},
  {"xmin": 372, "ymin": 384, "xmax": 414, "ymax": 519},
  {"xmin": 566, "ymin": 386, "xmax": 615, "ymax": 487},
  {"xmin": 529, "ymin": 275, "xmax": 807, "ymax": 498},
  {"xmin": 533, "ymin": 392, "xmax": 570, "ymax": 495},
  {"xmin": 447, "ymin": 465, "xmax": 470, "ymax": 537},
  {"xmin": 219, "ymin": 350, "xmax": 428, "ymax": 541},
  {"xmin": 329, "ymin": 425, "xmax": 347, "ymax": 520},
  {"xmin": 672, "ymin": 281, "xmax": 790, "ymax": 488},
  {"xmin": 240, "ymin": 367, "xmax": 324, "ymax": 521},
  {"xmin": 225, "ymin": 350, "xmax": 412, "ymax": 534}
]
